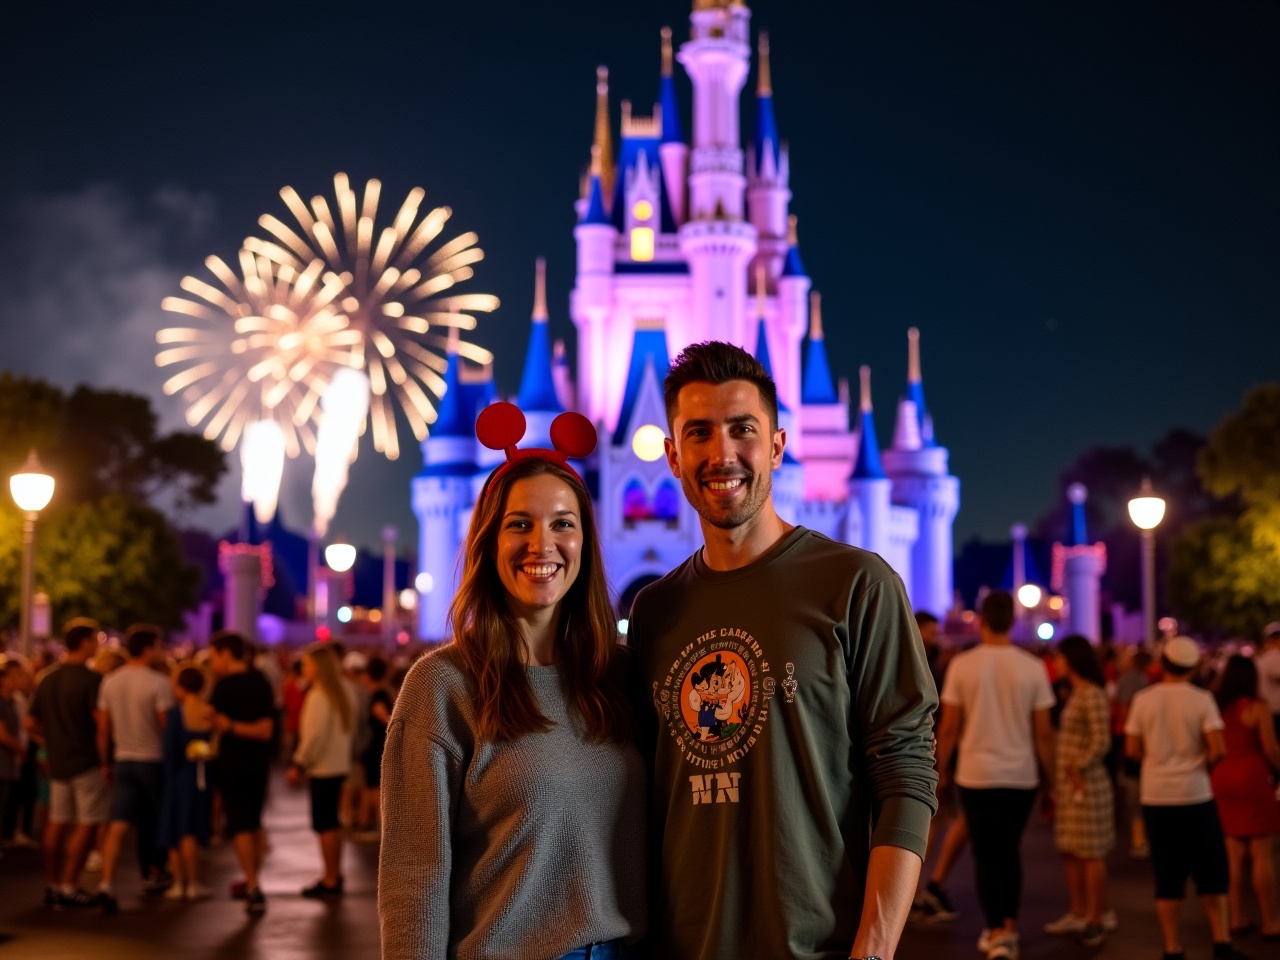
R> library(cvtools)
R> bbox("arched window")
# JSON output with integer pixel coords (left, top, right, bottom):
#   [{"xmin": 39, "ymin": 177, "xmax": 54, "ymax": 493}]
[
  {"xmin": 654, "ymin": 479, "xmax": 680, "ymax": 526},
  {"xmin": 623, "ymin": 478, "xmax": 650, "ymax": 526}
]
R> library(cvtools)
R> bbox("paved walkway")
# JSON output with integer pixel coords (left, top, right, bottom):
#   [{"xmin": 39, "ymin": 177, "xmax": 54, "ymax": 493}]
[{"xmin": 0, "ymin": 774, "xmax": 1272, "ymax": 959}]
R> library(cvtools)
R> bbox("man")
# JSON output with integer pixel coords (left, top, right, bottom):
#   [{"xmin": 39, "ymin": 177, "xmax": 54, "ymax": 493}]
[
  {"xmin": 1125, "ymin": 636, "xmax": 1241, "ymax": 960},
  {"xmin": 628, "ymin": 342, "xmax": 938, "ymax": 960},
  {"xmin": 934, "ymin": 591, "xmax": 1056, "ymax": 959},
  {"xmin": 95, "ymin": 624, "xmax": 174, "ymax": 912},
  {"xmin": 1255, "ymin": 621, "xmax": 1280, "ymax": 741},
  {"xmin": 25, "ymin": 618, "xmax": 106, "ymax": 907},
  {"xmin": 208, "ymin": 631, "xmax": 275, "ymax": 915}
]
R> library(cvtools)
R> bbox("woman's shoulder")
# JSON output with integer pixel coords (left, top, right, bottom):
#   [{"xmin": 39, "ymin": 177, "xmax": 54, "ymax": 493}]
[{"xmin": 391, "ymin": 645, "xmax": 477, "ymax": 740}]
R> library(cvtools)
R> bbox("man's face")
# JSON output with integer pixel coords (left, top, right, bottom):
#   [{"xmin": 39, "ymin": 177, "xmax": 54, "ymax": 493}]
[
  {"xmin": 665, "ymin": 380, "xmax": 784, "ymax": 530},
  {"xmin": 209, "ymin": 648, "xmax": 233, "ymax": 677}
]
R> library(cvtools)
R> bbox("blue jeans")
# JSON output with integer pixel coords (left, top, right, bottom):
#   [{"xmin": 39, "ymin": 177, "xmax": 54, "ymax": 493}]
[{"xmin": 556, "ymin": 940, "xmax": 627, "ymax": 960}]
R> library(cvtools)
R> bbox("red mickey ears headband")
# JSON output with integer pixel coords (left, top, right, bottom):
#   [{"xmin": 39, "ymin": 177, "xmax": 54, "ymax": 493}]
[{"xmin": 476, "ymin": 402, "xmax": 597, "ymax": 497}]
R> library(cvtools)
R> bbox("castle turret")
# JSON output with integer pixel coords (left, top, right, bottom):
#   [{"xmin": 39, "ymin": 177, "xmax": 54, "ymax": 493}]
[
  {"xmin": 677, "ymin": 0, "xmax": 757, "ymax": 348},
  {"xmin": 882, "ymin": 327, "xmax": 960, "ymax": 615},
  {"xmin": 800, "ymin": 291, "xmax": 853, "ymax": 499},
  {"xmin": 552, "ymin": 338, "xmax": 575, "ymax": 412},
  {"xmin": 1052, "ymin": 483, "xmax": 1107, "ymax": 643},
  {"xmin": 848, "ymin": 366, "xmax": 892, "ymax": 557},
  {"xmin": 593, "ymin": 66, "xmax": 616, "ymax": 207},
  {"xmin": 412, "ymin": 334, "xmax": 478, "ymax": 640},
  {"xmin": 657, "ymin": 27, "xmax": 689, "ymax": 227},
  {"xmin": 516, "ymin": 257, "xmax": 564, "ymax": 446},
  {"xmin": 753, "ymin": 263, "xmax": 803, "ymax": 523},
  {"xmin": 772, "ymin": 214, "xmax": 809, "ymax": 417},
  {"xmin": 573, "ymin": 139, "xmax": 619, "ymax": 427},
  {"xmin": 747, "ymin": 31, "xmax": 792, "ymax": 287}
]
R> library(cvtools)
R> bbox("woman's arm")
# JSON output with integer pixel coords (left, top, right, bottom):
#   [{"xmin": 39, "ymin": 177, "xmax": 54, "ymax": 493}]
[
  {"xmin": 1080, "ymin": 687, "xmax": 1111, "ymax": 768},
  {"xmin": 1251, "ymin": 700, "xmax": 1280, "ymax": 769},
  {"xmin": 292, "ymin": 691, "xmax": 321, "ymax": 771},
  {"xmin": 378, "ymin": 716, "xmax": 463, "ymax": 960}
]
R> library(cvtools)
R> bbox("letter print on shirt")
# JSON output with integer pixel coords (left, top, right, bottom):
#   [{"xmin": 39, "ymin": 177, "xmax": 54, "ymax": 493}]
[{"xmin": 654, "ymin": 626, "xmax": 775, "ymax": 804}]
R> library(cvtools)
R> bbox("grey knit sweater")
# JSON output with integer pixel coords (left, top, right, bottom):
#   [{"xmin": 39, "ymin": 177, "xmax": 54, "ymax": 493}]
[{"xmin": 378, "ymin": 644, "xmax": 647, "ymax": 960}]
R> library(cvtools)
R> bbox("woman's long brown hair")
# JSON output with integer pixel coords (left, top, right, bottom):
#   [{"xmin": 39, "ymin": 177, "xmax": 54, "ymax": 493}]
[{"xmin": 448, "ymin": 457, "xmax": 630, "ymax": 743}]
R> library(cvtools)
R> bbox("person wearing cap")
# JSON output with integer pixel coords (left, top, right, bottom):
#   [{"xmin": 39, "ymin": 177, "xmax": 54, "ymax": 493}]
[
  {"xmin": 1125, "ymin": 636, "xmax": 1242, "ymax": 960},
  {"xmin": 379, "ymin": 404, "xmax": 644, "ymax": 960},
  {"xmin": 1255, "ymin": 622, "xmax": 1280, "ymax": 741}
]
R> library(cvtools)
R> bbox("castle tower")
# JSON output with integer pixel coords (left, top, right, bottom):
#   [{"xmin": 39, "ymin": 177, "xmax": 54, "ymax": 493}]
[
  {"xmin": 412, "ymin": 335, "xmax": 479, "ymax": 640},
  {"xmin": 800, "ymin": 291, "xmax": 854, "ymax": 499},
  {"xmin": 882, "ymin": 328, "xmax": 960, "ymax": 616},
  {"xmin": 657, "ymin": 27, "xmax": 689, "ymax": 227},
  {"xmin": 752, "ymin": 264, "xmax": 803, "ymax": 524},
  {"xmin": 746, "ymin": 31, "xmax": 792, "ymax": 287},
  {"xmin": 1052, "ymin": 483, "xmax": 1107, "ymax": 643},
  {"xmin": 772, "ymin": 214, "xmax": 809, "ymax": 419},
  {"xmin": 847, "ymin": 366, "xmax": 892, "ymax": 558},
  {"xmin": 516, "ymin": 257, "xmax": 564, "ymax": 447},
  {"xmin": 677, "ymin": 0, "xmax": 758, "ymax": 348},
  {"xmin": 572, "ymin": 140, "xmax": 619, "ymax": 427}
]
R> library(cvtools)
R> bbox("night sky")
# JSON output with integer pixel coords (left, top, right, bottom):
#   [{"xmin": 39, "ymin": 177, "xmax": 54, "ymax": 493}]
[{"xmin": 1, "ymin": 1, "xmax": 1276, "ymax": 555}]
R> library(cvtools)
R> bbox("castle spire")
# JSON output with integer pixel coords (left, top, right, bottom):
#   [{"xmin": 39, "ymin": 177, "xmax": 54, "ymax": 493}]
[
  {"xmin": 430, "ymin": 328, "xmax": 472, "ymax": 437},
  {"xmin": 851, "ymin": 366, "xmax": 886, "ymax": 478},
  {"xmin": 659, "ymin": 27, "xmax": 684, "ymax": 144},
  {"xmin": 753, "ymin": 31, "xmax": 780, "ymax": 176},
  {"xmin": 801, "ymin": 291, "xmax": 838, "ymax": 405},
  {"xmin": 781, "ymin": 213, "xmax": 806, "ymax": 277},
  {"xmin": 757, "ymin": 29, "xmax": 772, "ymax": 96},
  {"xmin": 904, "ymin": 326, "xmax": 932, "ymax": 444},
  {"xmin": 516, "ymin": 259, "xmax": 563, "ymax": 413},
  {"xmin": 593, "ymin": 66, "xmax": 615, "ymax": 203},
  {"xmin": 582, "ymin": 145, "xmax": 610, "ymax": 225}
]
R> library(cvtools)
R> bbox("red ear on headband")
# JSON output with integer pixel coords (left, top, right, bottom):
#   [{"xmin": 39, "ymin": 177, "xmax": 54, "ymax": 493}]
[{"xmin": 476, "ymin": 401, "xmax": 597, "ymax": 495}]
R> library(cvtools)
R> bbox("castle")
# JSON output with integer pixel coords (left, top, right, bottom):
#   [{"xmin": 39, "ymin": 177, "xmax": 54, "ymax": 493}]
[{"xmin": 412, "ymin": 0, "xmax": 960, "ymax": 640}]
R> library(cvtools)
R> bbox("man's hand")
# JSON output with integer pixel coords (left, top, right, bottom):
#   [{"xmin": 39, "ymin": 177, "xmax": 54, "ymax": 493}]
[
  {"xmin": 212, "ymin": 713, "xmax": 232, "ymax": 735},
  {"xmin": 286, "ymin": 764, "xmax": 303, "ymax": 788}
]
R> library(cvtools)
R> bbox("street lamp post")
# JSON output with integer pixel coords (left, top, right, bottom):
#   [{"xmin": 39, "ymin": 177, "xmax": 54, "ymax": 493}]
[
  {"xmin": 9, "ymin": 451, "xmax": 55, "ymax": 658},
  {"xmin": 1127, "ymin": 477, "xmax": 1166, "ymax": 646}
]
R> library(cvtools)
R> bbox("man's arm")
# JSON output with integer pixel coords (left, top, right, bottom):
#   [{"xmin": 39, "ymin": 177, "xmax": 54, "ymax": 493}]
[
  {"xmin": 1124, "ymin": 733, "xmax": 1143, "ymax": 762},
  {"xmin": 851, "ymin": 845, "xmax": 921, "ymax": 960},
  {"xmin": 95, "ymin": 710, "xmax": 112, "ymax": 768},
  {"xmin": 1204, "ymin": 728, "xmax": 1225, "ymax": 766},
  {"xmin": 1033, "ymin": 707, "xmax": 1055, "ymax": 780}
]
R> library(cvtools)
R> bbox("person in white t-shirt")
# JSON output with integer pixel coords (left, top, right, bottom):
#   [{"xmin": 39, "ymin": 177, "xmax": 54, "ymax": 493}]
[
  {"xmin": 94, "ymin": 625, "xmax": 174, "ymax": 913},
  {"xmin": 1125, "ymin": 636, "xmax": 1242, "ymax": 960},
  {"xmin": 1255, "ymin": 622, "xmax": 1280, "ymax": 741},
  {"xmin": 936, "ymin": 590, "xmax": 1056, "ymax": 960}
]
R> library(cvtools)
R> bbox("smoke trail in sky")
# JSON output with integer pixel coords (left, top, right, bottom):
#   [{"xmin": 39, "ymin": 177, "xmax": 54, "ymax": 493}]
[
  {"xmin": 240, "ymin": 419, "xmax": 286, "ymax": 525},
  {"xmin": 311, "ymin": 367, "xmax": 370, "ymax": 537}
]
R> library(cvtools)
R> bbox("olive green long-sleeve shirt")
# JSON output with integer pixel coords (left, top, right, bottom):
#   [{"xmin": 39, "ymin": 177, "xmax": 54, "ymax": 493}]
[{"xmin": 629, "ymin": 526, "xmax": 939, "ymax": 960}]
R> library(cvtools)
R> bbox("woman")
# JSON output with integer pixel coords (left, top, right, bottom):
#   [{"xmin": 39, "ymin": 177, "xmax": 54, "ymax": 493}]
[
  {"xmin": 379, "ymin": 405, "xmax": 644, "ymax": 960},
  {"xmin": 287, "ymin": 643, "xmax": 355, "ymax": 898},
  {"xmin": 354, "ymin": 655, "xmax": 392, "ymax": 841},
  {"xmin": 157, "ymin": 666, "xmax": 215, "ymax": 900},
  {"xmin": 1212, "ymin": 655, "xmax": 1280, "ymax": 939},
  {"xmin": 1045, "ymin": 635, "xmax": 1117, "ymax": 947}
]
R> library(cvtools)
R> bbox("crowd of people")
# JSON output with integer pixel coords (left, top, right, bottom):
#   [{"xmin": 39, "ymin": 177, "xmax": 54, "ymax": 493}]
[
  {"xmin": 918, "ymin": 612, "xmax": 1280, "ymax": 960},
  {"xmin": 3, "ymin": 340, "xmax": 1279, "ymax": 960},
  {"xmin": 0, "ymin": 620, "xmax": 405, "ymax": 916}
]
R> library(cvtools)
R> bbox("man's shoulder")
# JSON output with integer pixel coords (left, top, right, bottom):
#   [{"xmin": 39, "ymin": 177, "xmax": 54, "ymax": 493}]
[{"xmin": 629, "ymin": 554, "xmax": 699, "ymax": 610}]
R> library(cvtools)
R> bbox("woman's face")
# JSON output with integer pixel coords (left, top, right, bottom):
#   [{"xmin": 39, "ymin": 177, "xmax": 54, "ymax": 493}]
[{"xmin": 494, "ymin": 473, "xmax": 584, "ymax": 621}]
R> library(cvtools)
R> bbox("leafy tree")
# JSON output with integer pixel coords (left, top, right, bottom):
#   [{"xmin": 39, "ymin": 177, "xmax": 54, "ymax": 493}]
[{"xmin": 1198, "ymin": 384, "xmax": 1280, "ymax": 554}]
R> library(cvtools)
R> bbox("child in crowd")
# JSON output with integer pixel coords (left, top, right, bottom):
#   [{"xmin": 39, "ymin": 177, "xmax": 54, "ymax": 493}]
[{"xmin": 157, "ymin": 666, "xmax": 216, "ymax": 900}]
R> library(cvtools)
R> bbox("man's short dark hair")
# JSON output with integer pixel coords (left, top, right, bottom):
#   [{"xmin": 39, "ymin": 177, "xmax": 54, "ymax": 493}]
[
  {"xmin": 210, "ymin": 631, "xmax": 247, "ymax": 662},
  {"xmin": 663, "ymin": 341, "xmax": 779, "ymax": 432},
  {"xmin": 62, "ymin": 618, "xmax": 100, "ymax": 653},
  {"xmin": 915, "ymin": 611, "xmax": 939, "ymax": 629},
  {"xmin": 366, "ymin": 655, "xmax": 389, "ymax": 683},
  {"xmin": 980, "ymin": 591, "xmax": 1016, "ymax": 634},
  {"xmin": 124, "ymin": 624, "xmax": 163, "ymax": 659},
  {"xmin": 176, "ymin": 666, "xmax": 205, "ymax": 695}
]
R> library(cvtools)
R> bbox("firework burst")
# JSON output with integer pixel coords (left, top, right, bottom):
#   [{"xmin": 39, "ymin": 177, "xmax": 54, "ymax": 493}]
[
  {"xmin": 245, "ymin": 173, "xmax": 498, "ymax": 460},
  {"xmin": 157, "ymin": 249, "xmax": 360, "ymax": 458}
]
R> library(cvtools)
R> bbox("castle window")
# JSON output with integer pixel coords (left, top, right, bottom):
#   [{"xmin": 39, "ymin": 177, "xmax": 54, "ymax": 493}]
[
  {"xmin": 630, "ymin": 227, "xmax": 654, "ymax": 262},
  {"xmin": 623, "ymin": 478, "xmax": 651, "ymax": 527},
  {"xmin": 654, "ymin": 480, "xmax": 680, "ymax": 527}
]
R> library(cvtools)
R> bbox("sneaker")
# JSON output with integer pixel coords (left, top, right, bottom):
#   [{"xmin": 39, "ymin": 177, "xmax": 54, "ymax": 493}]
[
  {"xmin": 1079, "ymin": 922, "xmax": 1106, "ymax": 948},
  {"xmin": 10, "ymin": 830, "xmax": 39, "ymax": 850},
  {"xmin": 185, "ymin": 883, "xmax": 214, "ymax": 901},
  {"xmin": 301, "ymin": 877, "xmax": 344, "ymax": 898},
  {"xmin": 57, "ymin": 888, "xmax": 97, "ymax": 909},
  {"xmin": 96, "ymin": 890, "xmax": 119, "ymax": 915},
  {"xmin": 917, "ymin": 880, "xmax": 958, "ymax": 922},
  {"xmin": 142, "ymin": 870, "xmax": 173, "ymax": 895},
  {"xmin": 84, "ymin": 850, "xmax": 103, "ymax": 872},
  {"xmin": 1101, "ymin": 909, "xmax": 1118, "ymax": 932},
  {"xmin": 163, "ymin": 883, "xmax": 185, "ymax": 901},
  {"xmin": 244, "ymin": 887, "xmax": 266, "ymax": 915},
  {"xmin": 1044, "ymin": 912, "xmax": 1089, "ymax": 935},
  {"xmin": 985, "ymin": 931, "xmax": 1019, "ymax": 959}
]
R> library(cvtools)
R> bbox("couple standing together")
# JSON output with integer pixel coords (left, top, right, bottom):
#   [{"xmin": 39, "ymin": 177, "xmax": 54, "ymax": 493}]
[{"xmin": 378, "ymin": 342, "xmax": 940, "ymax": 960}]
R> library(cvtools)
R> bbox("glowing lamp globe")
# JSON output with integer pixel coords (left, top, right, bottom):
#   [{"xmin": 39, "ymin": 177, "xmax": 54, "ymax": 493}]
[
  {"xmin": 1017, "ymin": 584, "xmax": 1042, "ymax": 609},
  {"xmin": 1128, "ymin": 481, "xmax": 1166, "ymax": 531},
  {"xmin": 1037, "ymin": 622, "xmax": 1055, "ymax": 641},
  {"xmin": 10, "ymin": 452, "xmax": 54, "ymax": 513},
  {"xmin": 415, "ymin": 572, "xmax": 434, "ymax": 594},
  {"xmin": 399, "ymin": 588, "xmax": 417, "ymax": 610},
  {"xmin": 631, "ymin": 424, "xmax": 666, "ymax": 463},
  {"xmin": 325, "ymin": 542, "xmax": 357, "ymax": 573}
]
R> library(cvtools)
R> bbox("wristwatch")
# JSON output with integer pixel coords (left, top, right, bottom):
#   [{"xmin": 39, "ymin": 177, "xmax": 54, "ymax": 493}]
[{"xmin": 849, "ymin": 956, "xmax": 883, "ymax": 959}]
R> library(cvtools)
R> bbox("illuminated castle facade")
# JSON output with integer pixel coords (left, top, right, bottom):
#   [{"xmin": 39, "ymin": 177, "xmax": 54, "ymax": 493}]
[{"xmin": 413, "ymin": 0, "xmax": 960, "ymax": 640}]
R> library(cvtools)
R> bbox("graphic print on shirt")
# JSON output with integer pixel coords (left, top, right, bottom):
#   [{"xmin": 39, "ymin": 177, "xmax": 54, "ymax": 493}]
[{"xmin": 654, "ymin": 627, "xmax": 775, "ymax": 805}]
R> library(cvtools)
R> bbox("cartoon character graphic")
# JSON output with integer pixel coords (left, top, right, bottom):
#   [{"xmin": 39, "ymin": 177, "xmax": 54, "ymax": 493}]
[{"xmin": 684, "ymin": 653, "xmax": 747, "ymax": 742}]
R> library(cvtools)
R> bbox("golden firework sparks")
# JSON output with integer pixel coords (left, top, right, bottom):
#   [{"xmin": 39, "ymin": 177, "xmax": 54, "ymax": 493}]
[
  {"xmin": 157, "ymin": 249, "xmax": 360, "ymax": 458},
  {"xmin": 246, "ymin": 173, "xmax": 498, "ymax": 460}
]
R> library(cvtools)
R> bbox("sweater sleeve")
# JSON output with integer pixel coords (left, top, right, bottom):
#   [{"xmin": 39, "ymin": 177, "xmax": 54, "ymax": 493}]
[
  {"xmin": 292, "ymin": 691, "xmax": 321, "ymax": 771},
  {"xmin": 849, "ymin": 574, "xmax": 940, "ymax": 858},
  {"xmin": 378, "ymin": 714, "xmax": 464, "ymax": 960}
]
